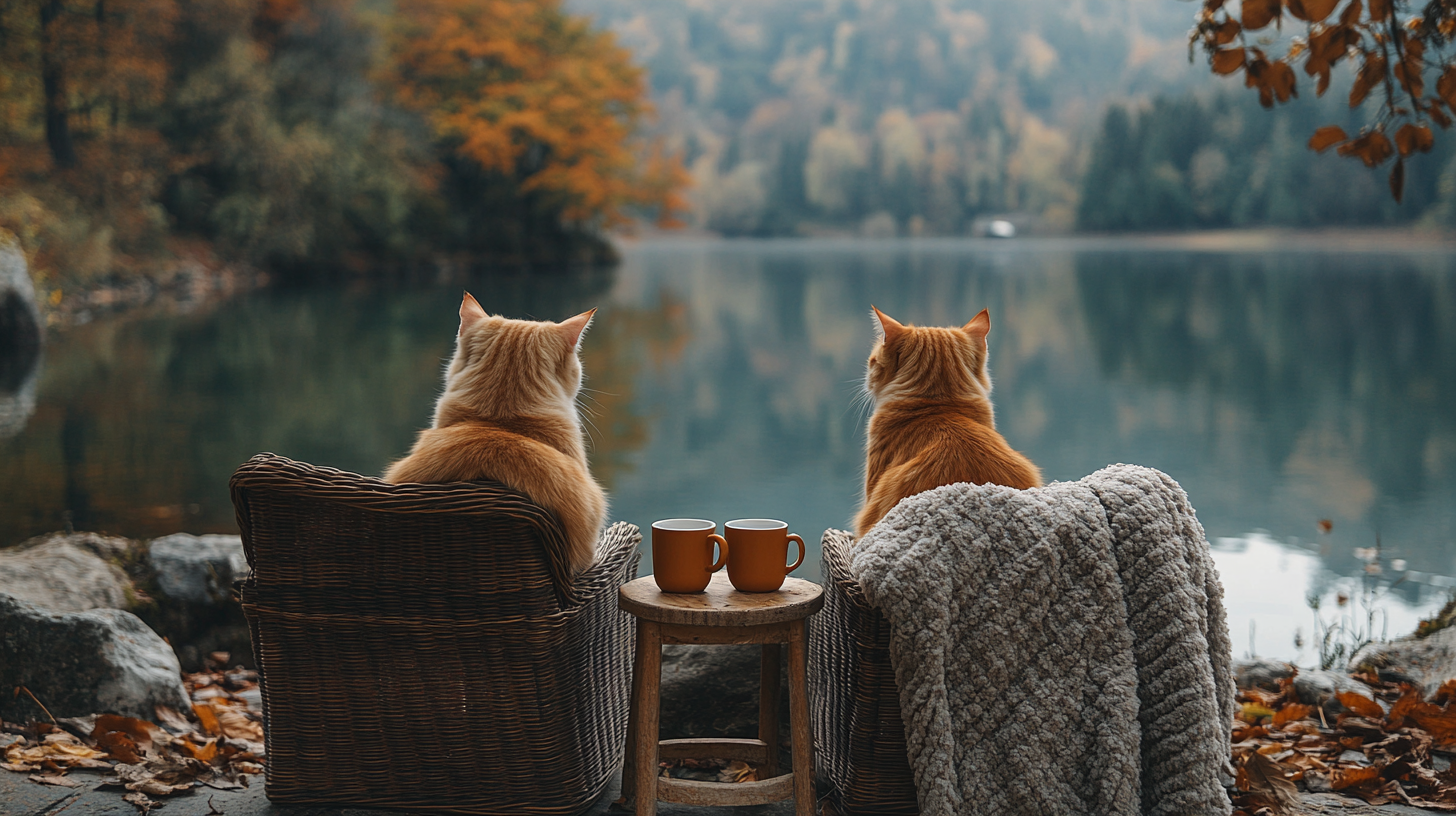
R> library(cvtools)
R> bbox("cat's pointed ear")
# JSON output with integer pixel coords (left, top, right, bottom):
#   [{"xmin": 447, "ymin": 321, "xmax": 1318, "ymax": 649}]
[
  {"xmin": 872, "ymin": 306, "xmax": 906, "ymax": 345},
  {"xmin": 460, "ymin": 292, "xmax": 487, "ymax": 335},
  {"xmin": 963, "ymin": 309, "xmax": 990, "ymax": 347},
  {"xmin": 558, "ymin": 308, "xmax": 596, "ymax": 352}
]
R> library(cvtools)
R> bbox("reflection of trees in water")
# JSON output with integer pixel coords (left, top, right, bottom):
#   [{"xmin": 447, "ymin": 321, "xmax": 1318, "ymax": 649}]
[
  {"xmin": 0, "ymin": 267, "xmax": 643, "ymax": 546},
  {"xmin": 1074, "ymin": 250, "xmax": 1456, "ymax": 537},
  {"xmin": 579, "ymin": 289, "xmax": 690, "ymax": 489}
]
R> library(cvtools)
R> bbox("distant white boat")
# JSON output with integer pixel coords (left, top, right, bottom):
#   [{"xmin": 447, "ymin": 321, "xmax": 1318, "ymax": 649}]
[{"xmin": 988, "ymin": 219, "xmax": 1016, "ymax": 239}]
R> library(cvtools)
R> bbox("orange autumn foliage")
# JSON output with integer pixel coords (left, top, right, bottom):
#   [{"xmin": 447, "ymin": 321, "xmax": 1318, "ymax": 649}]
[
  {"xmin": 1191, "ymin": 0, "xmax": 1448, "ymax": 201},
  {"xmin": 387, "ymin": 0, "xmax": 688, "ymax": 228}
]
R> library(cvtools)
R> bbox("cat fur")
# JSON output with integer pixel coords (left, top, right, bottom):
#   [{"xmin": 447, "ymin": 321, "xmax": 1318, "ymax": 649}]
[
  {"xmin": 854, "ymin": 306, "xmax": 1042, "ymax": 538},
  {"xmin": 384, "ymin": 293, "xmax": 607, "ymax": 573}
]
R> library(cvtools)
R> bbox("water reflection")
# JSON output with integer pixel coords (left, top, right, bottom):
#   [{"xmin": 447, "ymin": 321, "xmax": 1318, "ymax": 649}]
[{"xmin": 3, "ymin": 238, "xmax": 1454, "ymax": 663}]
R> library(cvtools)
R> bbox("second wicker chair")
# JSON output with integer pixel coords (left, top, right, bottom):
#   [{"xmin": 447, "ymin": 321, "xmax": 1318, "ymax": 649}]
[
  {"xmin": 809, "ymin": 528, "xmax": 919, "ymax": 815},
  {"xmin": 231, "ymin": 453, "xmax": 641, "ymax": 816}
]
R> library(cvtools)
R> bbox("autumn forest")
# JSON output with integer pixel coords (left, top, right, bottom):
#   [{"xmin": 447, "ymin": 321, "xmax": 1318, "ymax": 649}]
[
  {"xmin": 8, "ymin": 0, "xmax": 1456, "ymax": 294},
  {"xmin": 0, "ymin": 0, "xmax": 687, "ymax": 292}
]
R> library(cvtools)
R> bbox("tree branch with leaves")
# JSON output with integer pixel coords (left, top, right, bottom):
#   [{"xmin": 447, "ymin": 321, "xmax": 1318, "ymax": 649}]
[{"xmin": 1191, "ymin": 0, "xmax": 1456, "ymax": 200}]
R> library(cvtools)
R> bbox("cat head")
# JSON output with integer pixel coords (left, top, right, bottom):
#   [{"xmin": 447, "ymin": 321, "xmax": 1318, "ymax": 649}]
[
  {"xmin": 433, "ymin": 292, "xmax": 595, "ymax": 424},
  {"xmin": 865, "ymin": 306, "xmax": 993, "ymax": 405}
]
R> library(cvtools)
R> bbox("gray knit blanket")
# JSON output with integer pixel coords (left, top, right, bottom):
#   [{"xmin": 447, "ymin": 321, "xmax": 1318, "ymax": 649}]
[{"xmin": 849, "ymin": 464, "xmax": 1235, "ymax": 816}]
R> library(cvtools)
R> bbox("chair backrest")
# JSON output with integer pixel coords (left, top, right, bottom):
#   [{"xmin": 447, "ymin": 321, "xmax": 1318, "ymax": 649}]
[{"xmin": 230, "ymin": 452, "xmax": 576, "ymax": 617}]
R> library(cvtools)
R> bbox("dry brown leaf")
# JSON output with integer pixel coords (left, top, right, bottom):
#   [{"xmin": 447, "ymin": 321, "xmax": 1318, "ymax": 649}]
[
  {"xmin": 1333, "ymin": 764, "xmax": 1384, "ymax": 790},
  {"xmin": 1370, "ymin": 0, "xmax": 1392, "ymax": 20},
  {"xmin": 1213, "ymin": 47, "xmax": 1246, "ymax": 74},
  {"xmin": 1241, "ymin": 751, "xmax": 1301, "ymax": 813},
  {"xmin": 1396, "ymin": 123, "xmax": 1437, "ymax": 154},
  {"xmin": 1242, "ymin": 0, "xmax": 1281, "ymax": 30},
  {"xmin": 1434, "ymin": 680, "xmax": 1456, "ymax": 705},
  {"xmin": 123, "ymin": 791, "xmax": 159, "ymax": 814},
  {"xmin": 97, "ymin": 730, "xmax": 145, "ymax": 765},
  {"xmin": 6, "ymin": 735, "xmax": 107, "ymax": 765},
  {"xmin": 94, "ymin": 715, "xmax": 160, "ymax": 752},
  {"xmin": 1215, "ymin": 19, "xmax": 1242, "ymax": 44},
  {"xmin": 1339, "ymin": 691, "xmax": 1386, "ymax": 719},
  {"xmin": 1273, "ymin": 703, "xmax": 1314, "ymax": 727},
  {"xmin": 29, "ymin": 773, "xmax": 83, "ymax": 788},
  {"xmin": 128, "ymin": 777, "xmax": 192, "ymax": 796},
  {"xmin": 1396, "ymin": 61, "xmax": 1426, "ymax": 101},
  {"xmin": 1338, "ymin": 131, "xmax": 1395, "ymax": 167},
  {"xmin": 211, "ymin": 704, "xmax": 263, "ymax": 742},
  {"xmin": 1269, "ymin": 61, "xmax": 1297, "ymax": 102},
  {"xmin": 179, "ymin": 737, "xmax": 219, "ymax": 763},
  {"xmin": 192, "ymin": 703, "xmax": 221, "ymax": 737},
  {"xmin": 1288, "ymin": 0, "xmax": 1339, "ymax": 22}
]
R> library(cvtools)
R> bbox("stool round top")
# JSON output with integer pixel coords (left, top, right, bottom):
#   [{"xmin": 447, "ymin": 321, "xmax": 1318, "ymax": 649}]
[{"xmin": 619, "ymin": 572, "xmax": 824, "ymax": 626}]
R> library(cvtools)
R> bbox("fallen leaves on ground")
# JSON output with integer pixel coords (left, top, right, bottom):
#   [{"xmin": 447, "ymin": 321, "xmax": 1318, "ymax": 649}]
[
  {"xmin": 1231, "ymin": 668, "xmax": 1456, "ymax": 814},
  {"xmin": 2, "ymin": 654, "xmax": 264, "ymax": 813},
  {"xmin": 659, "ymin": 756, "xmax": 761, "ymax": 784}
]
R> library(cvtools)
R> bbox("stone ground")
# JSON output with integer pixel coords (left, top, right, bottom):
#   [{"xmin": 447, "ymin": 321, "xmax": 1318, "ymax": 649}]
[
  {"xmin": 4, "ymin": 770, "xmax": 1447, "ymax": 816},
  {"xmin": 1, "ymin": 768, "xmax": 800, "ymax": 816}
]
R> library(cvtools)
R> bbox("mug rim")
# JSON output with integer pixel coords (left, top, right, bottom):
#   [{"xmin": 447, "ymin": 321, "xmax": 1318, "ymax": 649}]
[
  {"xmin": 725, "ymin": 518, "xmax": 787, "ymax": 531},
  {"xmin": 652, "ymin": 518, "xmax": 717, "ymax": 532}
]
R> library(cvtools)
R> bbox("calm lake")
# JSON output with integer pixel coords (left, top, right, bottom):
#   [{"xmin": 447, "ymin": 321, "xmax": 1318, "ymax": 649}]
[{"xmin": 4, "ymin": 237, "xmax": 1455, "ymax": 666}]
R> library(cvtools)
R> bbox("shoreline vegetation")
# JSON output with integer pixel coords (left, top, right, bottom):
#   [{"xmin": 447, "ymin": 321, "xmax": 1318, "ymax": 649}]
[
  {"xmin": 26, "ymin": 224, "xmax": 1456, "ymax": 331},
  {"xmin": 0, "ymin": 0, "xmax": 688, "ymax": 317}
]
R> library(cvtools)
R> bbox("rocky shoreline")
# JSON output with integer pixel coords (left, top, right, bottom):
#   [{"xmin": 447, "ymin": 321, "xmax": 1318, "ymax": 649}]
[{"xmin": 0, "ymin": 531, "xmax": 253, "ymax": 724}]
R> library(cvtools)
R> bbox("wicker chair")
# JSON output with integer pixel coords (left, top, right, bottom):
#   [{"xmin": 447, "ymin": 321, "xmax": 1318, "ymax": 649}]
[
  {"xmin": 230, "ymin": 453, "xmax": 641, "ymax": 816},
  {"xmin": 808, "ymin": 528, "xmax": 919, "ymax": 815}
]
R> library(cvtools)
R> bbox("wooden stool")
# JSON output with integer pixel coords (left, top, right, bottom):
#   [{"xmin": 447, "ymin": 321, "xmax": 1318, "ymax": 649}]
[{"xmin": 620, "ymin": 572, "xmax": 824, "ymax": 815}]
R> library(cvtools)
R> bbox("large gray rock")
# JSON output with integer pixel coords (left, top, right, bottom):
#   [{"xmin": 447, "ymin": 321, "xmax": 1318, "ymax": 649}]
[
  {"xmin": 1352, "ymin": 626, "xmax": 1456, "ymax": 697},
  {"xmin": 0, "ymin": 592, "xmax": 189, "ymax": 722},
  {"xmin": 148, "ymin": 533, "xmax": 248, "ymax": 604},
  {"xmin": 0, "ymin": 538, "xmax": 133, "ymax": 612},
  {"xmin": 0, "ymin": 237, "xmax": 42, "ymax": 440},
  {"xmin": 1234, "ymin": 658, "xmax": 1295, "ymax": 691}
]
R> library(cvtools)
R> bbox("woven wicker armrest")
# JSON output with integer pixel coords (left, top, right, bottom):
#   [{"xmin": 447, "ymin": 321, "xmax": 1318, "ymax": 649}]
[
  {"xmin": 561, "ymin": 520, "xmax": 641, "ymax": 610},
  {"xmin": 810, "ymin": 529, "xmax": 919, "ymax": 816}
]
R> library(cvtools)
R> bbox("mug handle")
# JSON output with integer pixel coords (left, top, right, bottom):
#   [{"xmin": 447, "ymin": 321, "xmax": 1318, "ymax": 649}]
[
  {"xmin": 707, "ymin": 534, "xmax": 729, "ymax": 573},
  {"xmin": 785, "ymin": 534, "xmax": 805, "ymax": 574}
]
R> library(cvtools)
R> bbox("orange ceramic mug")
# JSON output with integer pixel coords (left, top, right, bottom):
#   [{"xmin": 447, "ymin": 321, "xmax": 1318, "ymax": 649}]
[
  {"xmin": 651, "ymin": 519, "xmax": 729, "ymax": 593},
  {"xmin": 723, "ymin": 518, "xmax": 805, "ymax": 593}
]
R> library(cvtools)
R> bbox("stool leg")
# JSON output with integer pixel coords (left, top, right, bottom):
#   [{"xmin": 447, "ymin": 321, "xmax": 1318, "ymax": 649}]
[
  {"xmin": 623, "ymin": 619, "xmax": 646, "ymax": 804},
  {"xmin": 634, "ymin": 619, "xmax": 662, "ymax": 816},
  {"xmin": 759, "ymin": 643, "xmax": 781, "ymax": 778},
  {"xmin": 788, "ymin": 619, "xmax": 814, "ymax": 816}
]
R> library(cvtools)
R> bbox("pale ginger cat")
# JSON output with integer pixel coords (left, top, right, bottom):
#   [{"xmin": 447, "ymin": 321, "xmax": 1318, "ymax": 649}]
[{"xmin": 384, "ymin": 293, "xmax": 607, "ymax": 574}]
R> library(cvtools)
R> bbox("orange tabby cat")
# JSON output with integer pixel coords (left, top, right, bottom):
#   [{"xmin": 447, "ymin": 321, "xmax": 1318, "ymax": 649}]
[
  {"xmin": 853, "ymin": 306, "xmax": 1042, "ymax": 538},
  {"xmin": 384, "ymin": 293, "xmax": 607, "ymax": 573}
]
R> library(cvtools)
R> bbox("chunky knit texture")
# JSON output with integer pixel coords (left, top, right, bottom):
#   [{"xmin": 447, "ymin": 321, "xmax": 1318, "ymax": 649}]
[{"xmin": 849, "ymin": 464, "xmax": 1234, "ymax": 816}]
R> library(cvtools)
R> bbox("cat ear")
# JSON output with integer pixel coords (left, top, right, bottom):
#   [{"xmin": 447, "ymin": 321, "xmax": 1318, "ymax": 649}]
[
  {"xmin": 871, "ymin": 306, "xmax": 906, "ymax": 345},
  {"xmin": 460, "ymin": 292, "xmax": 487, "ymax": 335},
  {"xmin": 557, "ymin": 308, "xmax": 596, "ymax": 352},
  {"xmin": 963, "ymin": 309, "xmax": 991, "ymax": 347}
]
